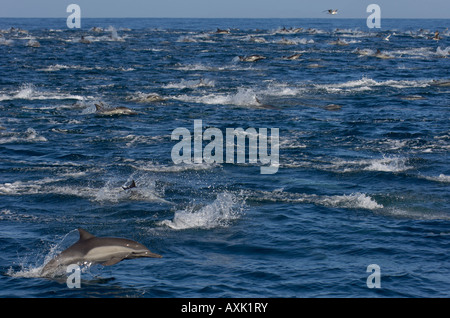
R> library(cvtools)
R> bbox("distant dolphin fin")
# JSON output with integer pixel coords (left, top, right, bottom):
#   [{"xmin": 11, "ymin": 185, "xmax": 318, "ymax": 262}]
[
  {"xmin": 102, "ymin": 257, "xmax": 124, "ymax": 266},
  {"xmin": 94, "ymin": 102, "xmax": 105, "ymax": 111},
  {"xmin": 122, "ymin": 180, "xmax": 136, "ymax": 190},
  {"xmin": 78, "ymin": 228, "xmax": 96, "ymax": 241}
]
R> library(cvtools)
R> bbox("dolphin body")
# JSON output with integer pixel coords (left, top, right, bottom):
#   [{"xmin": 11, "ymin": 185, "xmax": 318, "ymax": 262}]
[
  {"xmin": 283, "ymin": 53, "xmax": 302, "ymax": 60},
  {"xmin": 94, "ymin": 102, "xmax": 137, "ymax": 116},
  {"xmin": 41, "ymin": 228, "xmax": 162, "ymax": 277},
  {"xmin": 431, "ymin": 80, "xmax": 450, "ymax": 87},
  {"xmin": 239, "ymin": 54, "xmax": 266, "ymax": 62}
]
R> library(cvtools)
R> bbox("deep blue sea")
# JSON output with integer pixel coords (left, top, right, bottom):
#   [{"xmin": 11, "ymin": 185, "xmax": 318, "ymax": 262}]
[{"xmin": 0, "ymin": 18, "xmax": 449, "ymax": 298}]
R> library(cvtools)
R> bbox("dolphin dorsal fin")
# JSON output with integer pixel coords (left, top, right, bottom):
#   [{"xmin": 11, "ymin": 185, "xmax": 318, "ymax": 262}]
[
  {"xmin": 94, "ymin": 102, "xmax": 105, "ymax": 111},
  {"xmin": 78, "ymin": 228, "xmax": 95, "ymax": 241}
]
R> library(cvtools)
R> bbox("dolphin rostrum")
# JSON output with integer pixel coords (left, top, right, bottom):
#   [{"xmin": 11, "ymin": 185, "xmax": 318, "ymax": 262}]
[{"xmin": 41, "ymin": 228, "xmax": 162, "ymax": 277}]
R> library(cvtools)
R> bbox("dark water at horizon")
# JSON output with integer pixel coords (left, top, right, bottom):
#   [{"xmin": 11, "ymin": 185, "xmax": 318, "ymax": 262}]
[{"xmin": 0, "ymin": 18, "xmax": 449, "ymax": 298}]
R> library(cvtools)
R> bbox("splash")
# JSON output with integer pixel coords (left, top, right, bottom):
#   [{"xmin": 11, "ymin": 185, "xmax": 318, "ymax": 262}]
[
  {"xmin": 93, "ymin": 177, "xmax": 170, "ymax": 204},
  {"xmin": 175, "ymin": 88, "xmax": 261, "ymax": 107},
  {"xmin": 363, "ymin": 156, "xmax": 411, "ymax": 173},
  {"xmin": 159, "ymin": 192, "xmax": 245, "ymax": 230},
  {"xmin": 436, "ymin": 46, "xmax": 450, "ymax": 57},
  {"xmin": 6, "ymin": 229, "xmax": 78, "ymax": 279}
]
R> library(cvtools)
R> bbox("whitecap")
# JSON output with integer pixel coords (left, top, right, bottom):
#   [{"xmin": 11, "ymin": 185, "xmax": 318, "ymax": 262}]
[
  {"xmin": 0, "ymin": 128, "xmax": 47, "ymax": 144},
  {"xmin": 421, "ymin": 174, "xmax": 450, "ymax": 183},
  {"xmin": 132, "ymin": 161, "xmax": 219, "ymax": 173},
  {"xmin": 0, "ymin": 37, "xmax": 13, "ymax": 45},
  {"xmin": 362, "ymin": 156, "xmax": 411, "ymax": 172},
  {"xmin": 319, "ymin": 193, "xmax": 383, "ymax": 210},
  {"xmin": 163, "ymin": 78, "xmax": 215, "ymax": 89},
  {"xmin": 313, "ymin": 76, "xmax": 429, "ymax": 93},
  {"xmin": 241, "ymin": 189, "xmax": 383, "ymax": 210},
  {"xmin": 174, "ymin": 87, "xmax": 261, "ymax": 107},
  {"xmin": 0, "ymin": 84, "xmax": 84, "ymax": 101},
  {"xmin": 436, "ymin": 46, "xmax": 450, "ymax": 57}
]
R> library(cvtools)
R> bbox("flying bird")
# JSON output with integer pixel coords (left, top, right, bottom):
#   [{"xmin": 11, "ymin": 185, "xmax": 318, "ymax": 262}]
[{"xmin": 324, "ymin": 9, "xmax": 338, "ymax": 15}]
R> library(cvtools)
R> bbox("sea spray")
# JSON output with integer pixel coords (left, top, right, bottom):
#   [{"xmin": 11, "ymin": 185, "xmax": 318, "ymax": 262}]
[{"xmin": 159, "ymin": 192, "xmax": 245, "ymax": 230}]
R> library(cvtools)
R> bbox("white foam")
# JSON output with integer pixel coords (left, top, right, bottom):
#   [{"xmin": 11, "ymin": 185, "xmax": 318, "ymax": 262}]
[
  {"xmin": 363, "ymin": 156, "xmax": 411, "ymax": 173},
  {"xmin": 92, "ymin": 178, "xmax": 169, "ymax": 204},
  {"xmin": 159, "ymin": 192, "xmax": 244, "ymax": 230},
  {"xmin": 106, "ymin": 26, "xmax": 124, "ymax": 41},
  {"xmin": 422, "ymin": 174, "xmax": 450, "ymax": 183},
  {"xmin": 0, "ymin": 128, "xmax": 47, "ymax": 144},
  {"xmin": 436, "ymin": 46, "xmax": 450, "ymax": 57},
  {"xmin": 314, "ymin": 76, "xmax": 430, "ymax": 93},
  {"xmin": 0, "ymin": 174, "xmax": 170, "ymax": 204},
  {"xmin": 37, "ymin": 64, "xmax": 93, "ymax": 72},
  {"xmin": 175, "ymin": 87, "xmax": 261, "ymax": 107},
  {"xmin": 175, "ymin": 63, "xmax": 253, "ymax": 72},
  {"xmin": 275, "ymin": 38, "xmax": 314, "ymax": 45},
  {"xmin": 284, "ymin": 155, "xmax": 412, "ymax": 174},
  {"xmin": 319, "ymin": 193, "xmax": 383, "ymax": 210},
  {"xmin": 0, "ymin": 84, "xmax": 84, "ymax": 101},
  {"xmin": 0, "ymin": 177, "xmax": 62, "ymax": 195},
  {"xmin": 7, "ymin": 229, "xmax": 82, "ymax": 278},
  {"xmin": 163, "ymin": 78, "xmax": 215, "ymax": 89},
  {"xmin": 243, "ymin": 190, "xmax": 383, "ymax": 211},
  {"xmin": 381, "ymin": 208, "xmax": 450, "ymax": 221},
  {"xmin": 0, "ymin": 37, "xmax": 13, "ymax": 45},
  {"xmin": 177, "ymin": 33, "xmax": 214, "ymax": 43},
  {"xmin": 132, "ymin": 161, "xmax": 219, "ymax": 173}
]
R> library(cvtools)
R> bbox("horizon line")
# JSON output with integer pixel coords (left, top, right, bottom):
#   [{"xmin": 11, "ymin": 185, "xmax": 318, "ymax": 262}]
[{"xmin": 1, "ymin": 16, "xmax": 449, "ymax": 19}]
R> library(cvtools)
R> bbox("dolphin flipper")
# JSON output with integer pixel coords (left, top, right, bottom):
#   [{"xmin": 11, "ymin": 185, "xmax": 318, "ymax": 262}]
[{"xmin": 102, "ymin": 257, "xmax": 124, "ymax": 266}]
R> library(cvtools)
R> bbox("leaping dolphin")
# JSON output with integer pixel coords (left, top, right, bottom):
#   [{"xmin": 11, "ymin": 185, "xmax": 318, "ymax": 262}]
[{"xmin": 40, "ymin": 228, "xmax": 162, "ymax": 277}]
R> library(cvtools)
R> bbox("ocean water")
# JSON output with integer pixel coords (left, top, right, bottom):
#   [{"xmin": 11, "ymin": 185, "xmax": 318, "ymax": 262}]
[{"xmin": 0, "ymin": 18, "xmax": 449, "ymax": 298}]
